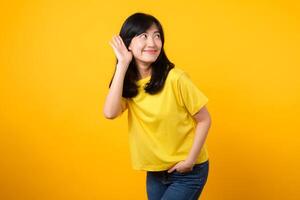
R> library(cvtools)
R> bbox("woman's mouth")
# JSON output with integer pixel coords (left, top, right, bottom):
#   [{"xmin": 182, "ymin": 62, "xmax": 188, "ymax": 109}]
[{"xmin": 143, "ymin": 50, "xmax": 158, "ymax": 54}]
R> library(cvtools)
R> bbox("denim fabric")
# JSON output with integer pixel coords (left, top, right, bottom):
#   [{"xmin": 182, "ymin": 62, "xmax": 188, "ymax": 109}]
[{"xmin": 146, "ymin": 160, "xmax": 209, "ymax": 200}]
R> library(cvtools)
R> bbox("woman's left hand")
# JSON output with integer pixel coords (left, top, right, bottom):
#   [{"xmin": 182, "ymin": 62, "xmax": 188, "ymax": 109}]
[{"xmin": 167, "ymin": 160, "xmax": 194, "ymax": 173}]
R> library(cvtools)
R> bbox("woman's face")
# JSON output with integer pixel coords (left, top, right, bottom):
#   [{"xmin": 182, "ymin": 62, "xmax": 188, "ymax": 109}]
[{"xmin": 128, "ymin": 24, "xmax": 162, "ymax": 66}]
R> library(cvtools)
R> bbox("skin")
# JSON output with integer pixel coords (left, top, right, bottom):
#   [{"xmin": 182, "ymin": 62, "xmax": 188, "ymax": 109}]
[
  {"xmin": 128, "ymin": 23, "xmax": 162, "ymax": 79},
  {"xmin": 108, "ymin": 24, "xmax": 211, "ymax": 174},
  {"xmin": 108, "ymin": 23, "xmax": 162, "ymax": 79}
]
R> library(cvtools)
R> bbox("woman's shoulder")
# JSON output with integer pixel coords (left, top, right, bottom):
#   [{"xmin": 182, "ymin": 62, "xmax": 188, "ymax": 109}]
[{"xmin": 168, "ymin": 67, "xmax": 186, "ymax": 79}]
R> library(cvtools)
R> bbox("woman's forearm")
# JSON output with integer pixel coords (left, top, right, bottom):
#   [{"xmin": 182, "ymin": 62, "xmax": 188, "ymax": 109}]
[
  {"xmin": 103, "ymin": 63, "xmax": 128, "ymax": 119},
  {"xmin": 186, "ymin": 119, "xmax": 211, "ymax": 165}
]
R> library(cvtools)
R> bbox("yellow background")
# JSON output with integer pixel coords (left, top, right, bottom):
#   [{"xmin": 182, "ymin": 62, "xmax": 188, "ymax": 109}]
[{"xmin": 1, "ymin": 0, "xmax": 299, "ymax": 199}]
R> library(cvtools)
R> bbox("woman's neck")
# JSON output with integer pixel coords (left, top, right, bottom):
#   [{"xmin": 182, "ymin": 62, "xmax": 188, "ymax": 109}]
[{"xmin": 136, "ymin": 62, "xmax": 152, "ymax": 79}]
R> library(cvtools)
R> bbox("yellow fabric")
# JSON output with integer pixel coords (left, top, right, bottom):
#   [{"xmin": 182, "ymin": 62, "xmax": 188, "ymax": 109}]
[{"xmin": 121, "ymin": 67, "xmax": 209, "ymax": 171}]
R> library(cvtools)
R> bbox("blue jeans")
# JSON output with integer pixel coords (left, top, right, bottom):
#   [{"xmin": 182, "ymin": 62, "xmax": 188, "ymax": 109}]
[{"xmin": 146, "ymin": 160, "xmax": 209, "ymax": 200}]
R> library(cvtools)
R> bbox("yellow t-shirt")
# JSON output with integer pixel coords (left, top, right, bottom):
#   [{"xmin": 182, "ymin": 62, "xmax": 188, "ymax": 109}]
[{"xmin": 121, "ymin": 67, "xmax": 209, "ymax": 171}]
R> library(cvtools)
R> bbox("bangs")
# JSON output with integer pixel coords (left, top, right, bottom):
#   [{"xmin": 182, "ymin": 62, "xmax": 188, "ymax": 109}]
[{"xmin": 120, "ymin": 13, "xmax": 164, "ymax": 45}]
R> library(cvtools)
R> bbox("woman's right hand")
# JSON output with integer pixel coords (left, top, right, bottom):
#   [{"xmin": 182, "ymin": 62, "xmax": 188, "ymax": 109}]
[{"xmin": 109, "ymin": 35, "xmax": 133, "ymax": 66}]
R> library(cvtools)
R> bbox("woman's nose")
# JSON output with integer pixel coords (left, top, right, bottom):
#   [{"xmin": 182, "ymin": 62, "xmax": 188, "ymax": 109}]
[{"xmin": 147, "ymin": 37, "xmax": 156, "ymax": 46}]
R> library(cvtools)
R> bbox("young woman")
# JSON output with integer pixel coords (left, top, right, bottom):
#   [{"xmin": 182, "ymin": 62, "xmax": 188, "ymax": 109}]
[{"xmin": 104, "ymin": 12, "xmax": 212, "ymax": 200}]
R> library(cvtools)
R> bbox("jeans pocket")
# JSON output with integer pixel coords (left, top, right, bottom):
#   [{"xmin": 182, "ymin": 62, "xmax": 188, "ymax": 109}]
[
  {"xmin": 173, "ymin": 160, "xmax": 209, "ymax": 175},
  {"xmin": 173, "ymin": 167, "xmax": 195, "ymax": 175},
  {"xmin": 194, "ymin": 160, "xmax": 209, "ymax": 170}
]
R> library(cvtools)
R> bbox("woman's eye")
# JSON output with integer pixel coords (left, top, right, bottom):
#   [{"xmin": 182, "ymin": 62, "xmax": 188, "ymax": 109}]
[{"xmin": 139, "ymin": 34, "xmax": 160, "ymax": 39}]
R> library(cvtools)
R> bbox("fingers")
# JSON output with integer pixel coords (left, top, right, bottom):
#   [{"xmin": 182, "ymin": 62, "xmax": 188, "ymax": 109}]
[
  {"xmin": 109, "ymin": 35, "xmax": 132, "ymax": 64},
  {"xmin": 110, "ymin": 35, "xmax": 124, "ymax": 46},
  {"xmin": 113, "ymin": 35, "xmax": 121, "ymax": 46},
  {"xmin": 108, "ymin": 40, "xmax": 117, "ymax": 52},
  {"xmin": 115, "ymin": 35, "xmax": 122, "ymax": 45},
  {"xmin": 167, "ymin": 164, "xmax": 177, "ymax": 173},
  {"xmin": 109, "ymin": 35, "xmax": 121, "ymax": 53},
  {"xmin": 117, "ymin": 35, "xmax": 126, "ymax": 47}
]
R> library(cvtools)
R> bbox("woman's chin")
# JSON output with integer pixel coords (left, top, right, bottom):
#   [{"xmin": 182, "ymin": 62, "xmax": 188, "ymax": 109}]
[{"xmin": 142, "ymin": 56, "xmax": 159, "ymax": 63}]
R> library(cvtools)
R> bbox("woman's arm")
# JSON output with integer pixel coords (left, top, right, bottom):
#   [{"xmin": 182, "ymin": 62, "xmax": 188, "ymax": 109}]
[
  {"xmin": 167, "ymin": 106, "xmax": 211, "ymax": 173},
  {"xmin": 186, "ymin": 106, "xmax": 212, "ymax": 164},
  {"xmin": 103, "ymin": 35, "xmax": 132, "ymax": 119},
  {"xmin": 103, "ymin": 63, "xmax": 128, "ymax": 119}
]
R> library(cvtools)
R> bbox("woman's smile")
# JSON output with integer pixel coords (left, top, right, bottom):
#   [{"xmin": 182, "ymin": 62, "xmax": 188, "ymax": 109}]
[{"xmin": 143, "ymin": 50, "xmax": 158, "ymax": 54}]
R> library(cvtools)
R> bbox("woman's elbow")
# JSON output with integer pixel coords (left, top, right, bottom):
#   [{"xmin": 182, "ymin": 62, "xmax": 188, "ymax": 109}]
[
  {"xmin": 104, "ymin": 113, "xmax": 116, "ymax": 119},
  {"xmin": 103, "ymin": 108, "xmax": 118, "ymax": 120}
]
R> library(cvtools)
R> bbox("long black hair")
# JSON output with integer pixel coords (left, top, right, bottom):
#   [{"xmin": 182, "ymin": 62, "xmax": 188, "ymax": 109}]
[{"xmin": 109, "ymin": 12, "xmax": 175, "ymax": 98}]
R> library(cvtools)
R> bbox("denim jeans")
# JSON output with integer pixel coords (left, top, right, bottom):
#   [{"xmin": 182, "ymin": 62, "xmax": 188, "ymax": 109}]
[{"xmin": 146, "ymin": 160, "xmax": 209, "ymax": 200}]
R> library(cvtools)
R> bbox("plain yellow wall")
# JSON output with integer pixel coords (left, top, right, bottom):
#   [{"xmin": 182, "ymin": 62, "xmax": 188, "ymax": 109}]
[{"xmin": 1, "ymin": 0, "xmax": 299, "ymax": 199}]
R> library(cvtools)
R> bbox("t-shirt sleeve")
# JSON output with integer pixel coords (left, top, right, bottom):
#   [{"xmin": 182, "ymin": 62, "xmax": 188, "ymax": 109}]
[{"xmin": 177, "ymin": 72, "xmax": 209, "ymax": 116}]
